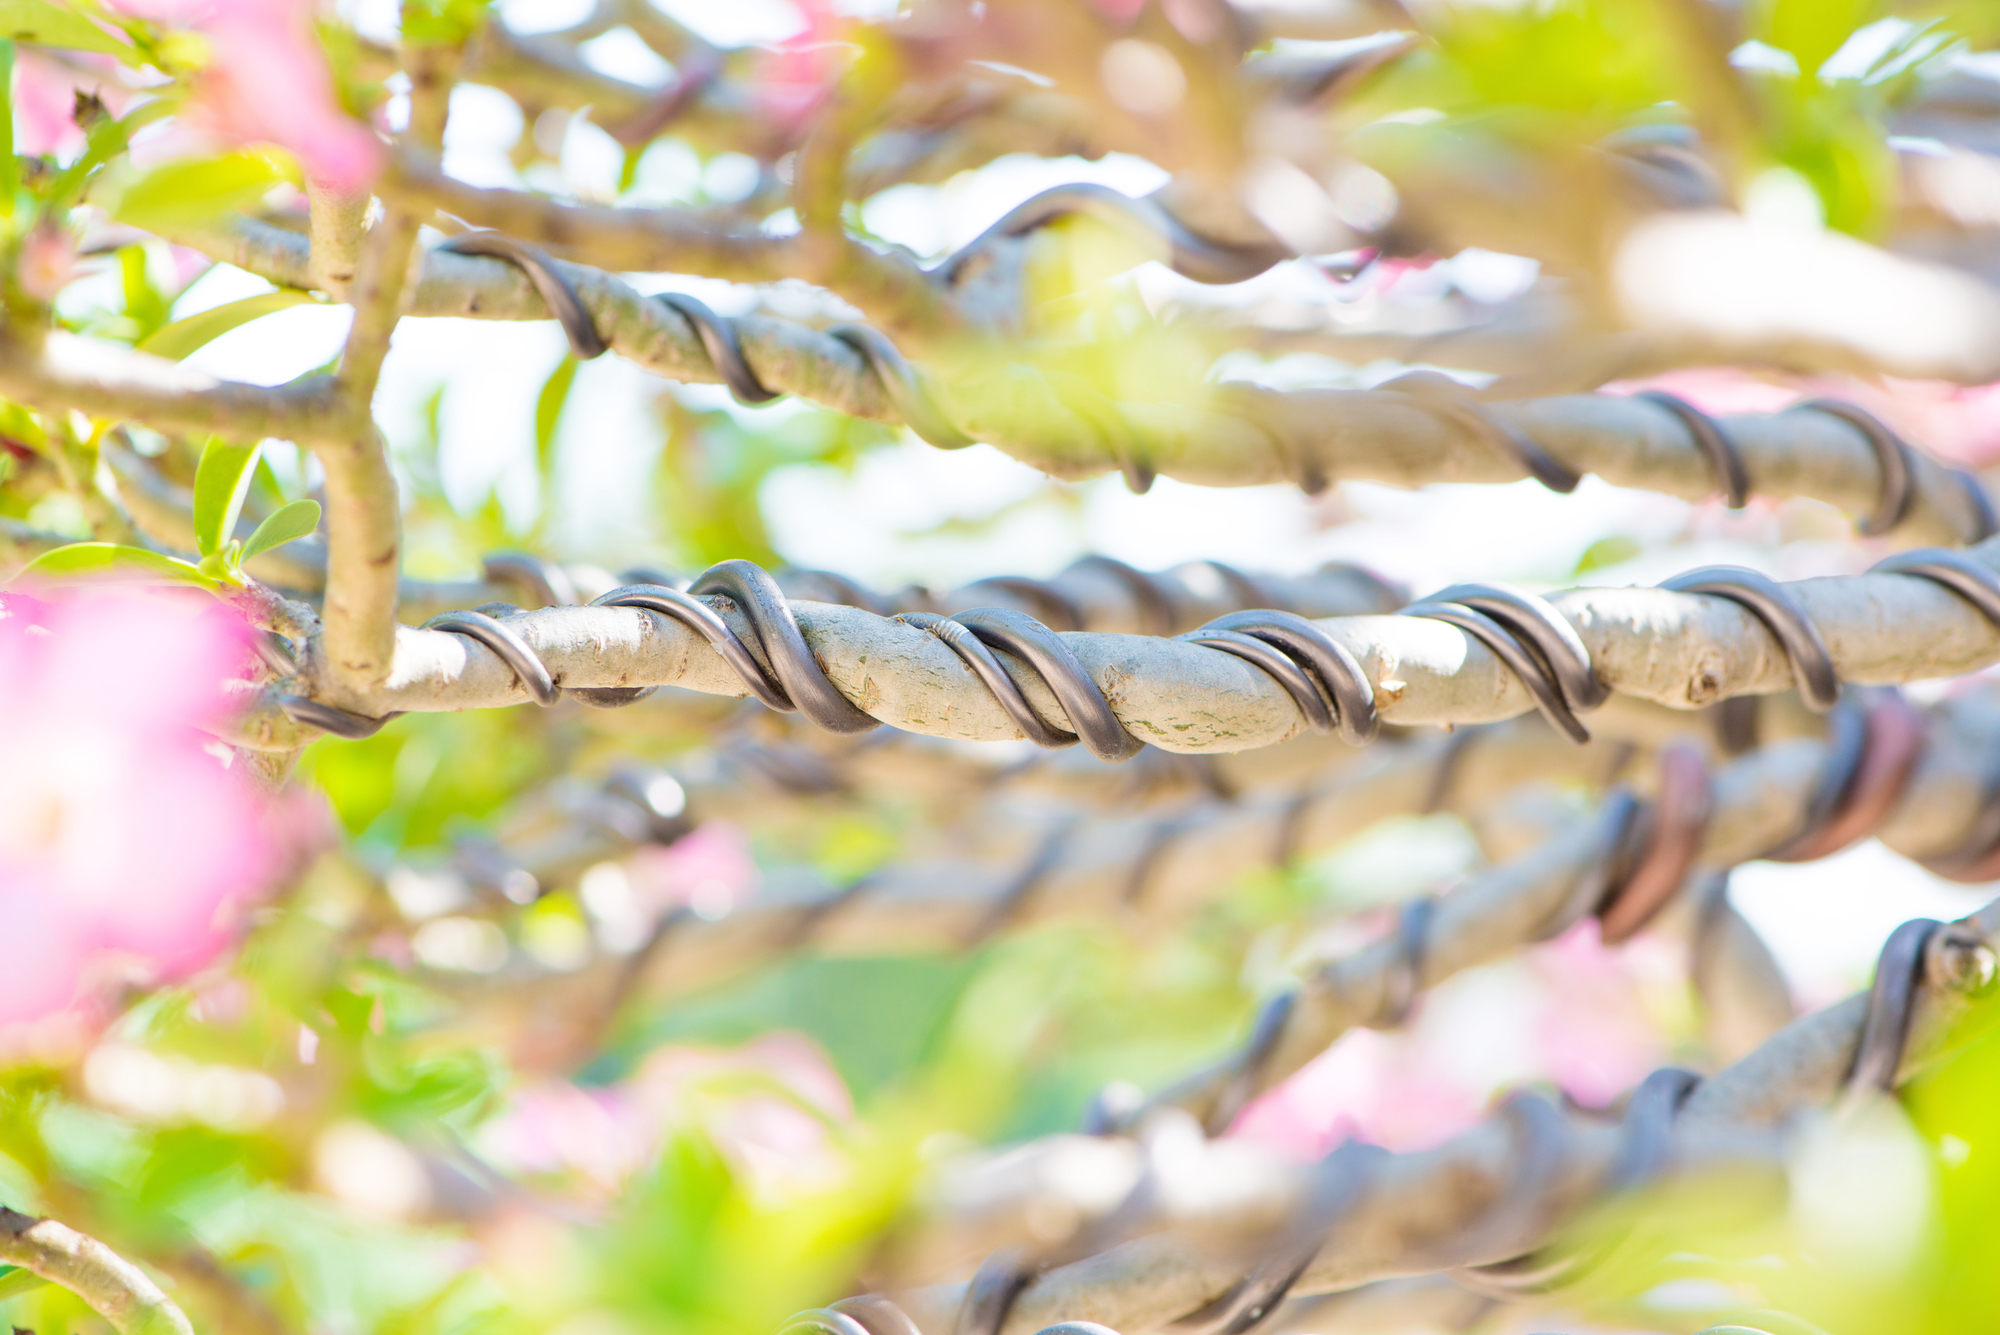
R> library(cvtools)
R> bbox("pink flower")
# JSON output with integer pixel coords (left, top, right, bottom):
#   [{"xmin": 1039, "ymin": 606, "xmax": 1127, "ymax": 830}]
[
  {"xmin": 0, "ymin": 591, "xmax": 278, "ymax": 1043},
  {"xmin": 1524, "ymin": 920, "xmax": 1670, "ymax": 1107},
  {"xmin": 17, "ymin": 222, "xmax": 78, "ymax": 302},
  {"xmin": 626, "ymin": 820, "xmax": 758, "ymax": 920},
  {"xmin": 1607, "ymin": 370, "xmax": 2000, "ymax": 467},
  {"xmin": 480, "ymin": 1033, "xmax": 852, "ymax": 1200},
  {"xmin": 106, "ymin": 0, "xmax": 382, "ymax": 191},
  {"xmin": 1230, "ymin": 916, "xmax": 1675, "ymax": 1158},
  {"xmin": 12, "ymin": 49, "xmax": 134, "ymax": 159},
  {"xmin": 755, "ymin": 0, "xmax": 847, "ymax": 132},
  {"xmin": 480, "ymin": 1081, "xmax": 651, "ymax": 1193},
  {"xmin": 1230, "ymin": 1027, "xmax": 1484, "ymax": 1159},
  {"xmin": 631, "ymin": 1032, "xmax": 851, "ymax": 1196}
]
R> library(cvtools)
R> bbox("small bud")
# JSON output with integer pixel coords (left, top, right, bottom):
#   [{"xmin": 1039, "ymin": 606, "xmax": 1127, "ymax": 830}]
[{"xmin": 71, "ymin": 88, "xmax": 108, "ymax": 130}]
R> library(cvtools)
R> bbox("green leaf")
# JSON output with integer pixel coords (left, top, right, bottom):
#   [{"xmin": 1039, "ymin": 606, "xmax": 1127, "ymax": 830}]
[
  {"xmin": 0, "ymin": 43, "xmax": 16, "ymax": 216},
  {"xmin": 137, "ymin": 290, "xmax": 315, "ymax": 361},
  {"xmin": 0, "ymin": 1264, "xmax": 47, "ymax": 1300},
  {"xmin": 240, "ymin": 499, "xmax": 320, "ymax": 563},
  {"xmin": 1756, "ymin": 0, "xmax": 1872, "ymax": 76},
  {"xmin": 402, "ymin": 0, "xmax": 490, "ymax": 47},
  {"xmin": 106, "ymin": 150, "xmax": 294, "ymax": 236},
  {"xmin": 192, "ymin": 437, "xmax": 261, "ymax": 558},
  {"xmin": 534, "ymin": 353, "xmax": 578, "ymax": 474},
  {"xmin": 119, "ymin": 244, "xmax": 168, "ymax": 342},
  {"xmin": 14, "ymin": 543, "xmax": 218, "ymax": 588},
  {"xmin": 0, "ymin": 0, "xmax": 137, "ymax": 60}
]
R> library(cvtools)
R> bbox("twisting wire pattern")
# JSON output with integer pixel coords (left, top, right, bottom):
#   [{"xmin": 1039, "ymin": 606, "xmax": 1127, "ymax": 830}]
[
  {"xmin": 1112, "ymin": 683, "xmax": 1961, "ymax": 1141},
  {"xmin": 935, "ymin": 184, "xmax": 1292, "ymax": 288},
  {"xmin": 1635, "ymin": 390, "xmax": 1748, "ymax": 509},
  {"xmin": 883, "ymin": 891, "xmax": 1997, "ymax": 1335},
  {"xmin": 416, "ymin": 214, "xmax": 1998, "ymax": 525},
  {"xmin": 435, "ymin": 232, "xmax": 608, "ymax": 360},
  {"xmin": 273, "ymin": 545, "xmax": 2000, "ymax": 746},
  {"xmin": 1178, "ymin": 609, "xmax": 1378, "ymax": 747},
  {"xmin": 1399, "ymin": 582, "xmax": 1601, "ymax": 743},
  {"xmin": 1658, "ymin": 566, "xmax": 1842, "ymax": 712}
]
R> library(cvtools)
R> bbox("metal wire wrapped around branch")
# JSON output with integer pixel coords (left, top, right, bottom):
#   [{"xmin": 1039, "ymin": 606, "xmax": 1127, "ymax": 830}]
[
  {"xmin": 1108, "ymin": 684, "xmax": 1996, "ymax": 1136},
  {"xmin": 256, "ymin": 543, "xmax": 2000, "ymax": 752},
  {"xmin": 155, "ymin": 206, "xmax": 2000, "ymax": 545},
  {"xmin": 861, "ymin": 892, "xmax": 2000, "ymax": 1335}
]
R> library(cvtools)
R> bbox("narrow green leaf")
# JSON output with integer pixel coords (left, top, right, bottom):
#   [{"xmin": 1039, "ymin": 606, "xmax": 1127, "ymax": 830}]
[
  {"xmin": 0, "ymin": 1264, "xmax": 48, "ymax": 1300},
  {"xmin": 0, "ymin": 0, "xmax": 137, "ymax": 60},
  {"xmin": 106, "ymin": 150, "xmax": 293, "ymax": 235},
  {"xmin": 534, "ymin": 354, "xmax": 579, "ymax": 474},
  {"xmin": 240, "ymin": 499, "xmax": 321, "ymax": 563},
  {"xmin": 119, "ymin": 244, "xmax": 167, "ymax": 342},
  {"xmin": 14, "ymin": 543, "xmax": 218, "ymax": 588},
  {"xmin": 137, "ymin": 290, "xmax": 315, "ymax": 361},
  {"xmin": 0, "ymin": 42, "xmax": 17, "ymax": 215},
  {"xmin": 192, "ymin": 438, "xmax": 261, "ymax": 558}
]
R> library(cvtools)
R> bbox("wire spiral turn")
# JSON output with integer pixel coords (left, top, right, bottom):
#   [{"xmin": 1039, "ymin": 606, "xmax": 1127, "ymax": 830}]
[
  {"xmin": 1635, "ymin": 389, "xmax": 1749, "ymax": 509},
  {"xmin": 435, "ymin": 232, "xmax": 607, "ymax": 361},
  {"xmin": 1378, "ymin": 371, "xmax": 1582, "ymax": 494},
  {"xmin": 903, "ymin": 608, "xmax": 1145, "ymax": 762},
  {"xmin": 935, "ymin": 183, "xmax": 1292, "ymax": 288},
  {"xmin": 1178, "ymin": 610, "xmax": 1379, "ymax": 747},
  {"xmin": 1399, "ymin": 582, "xmax": 1597, "ymax": 743},
  {"xmin": 1658, "ymin": 565, "xmax": 1841, "ymax": 712}
]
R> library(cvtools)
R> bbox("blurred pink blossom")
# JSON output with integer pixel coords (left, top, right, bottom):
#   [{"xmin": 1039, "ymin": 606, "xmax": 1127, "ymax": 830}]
[
  {"xmin": 632, "ymin": 1031, "xmax": 852, "ymax": 1196},
  {"xmin": 755, "ymin": 0, "xmax": 847, "ymax": 131},
  {"xmin": 626, "ymin": 819, "xmax": 758, "ymax": 920},
  {"xmin": 0, "ymin": 592, "xmax": 279, "ymax": 1045},
  {"xmin": 1231, "ymin": 914, "xmax": 1674, "ymax": 1159},
  {"xmin": 482, "ymin": 1081, "xmax": 650, "ymax": 1193},
  {"xmin": 1609, "ymin": 369, "xmax": 2000, "ymax": 467},
  {"xmin": 480, "ymin": 1033, "xmax": 851, "ymax": 1200},
  {"xmin": 105, "ymin": 0, "xmax": 382, "ymax": 190},
  {"xmin": 1524, "ymin": 920, "xmax": 1671, "ymax": 1107},
  {"xmin": 12, "ymin": 50, "xmax": 133, "ymax": 159},
  {"xmin": 17, "ymin": 222, "xmax": 79, "ymax": 302},
  {"xmin": 1230, "ymin": 1026, "xmax": 1483, "ymax": 1159}
]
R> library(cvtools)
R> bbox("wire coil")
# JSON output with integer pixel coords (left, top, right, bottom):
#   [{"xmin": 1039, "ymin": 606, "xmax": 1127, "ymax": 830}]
[
  {"xmin": 1659, "ymin": 565, "xmax": 1841, "ymax": 712},
  {"xmin": 1635, "ymin": 389, "xmax": 1749, "ymax": 509},
  {"xmin": 1400, "ymin": 582, "xmax": 1596, "ymax": 743},
  {"xmin": 1179, "ymin": 609, "xmax": 1379, "ymax": 747},
  {"xmin": 905, "ymin": 608, "xmax": 1145, "ymax": 762},
  {"xmin": 435, "ymin": 231, "xmax": 607, "ymax": 360}
]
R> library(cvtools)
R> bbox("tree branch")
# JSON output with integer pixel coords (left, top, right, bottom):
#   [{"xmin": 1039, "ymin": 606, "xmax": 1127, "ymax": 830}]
[
  {"xmin": 161, "ymin": 212, "xmax": 1996, "ymax": 547},
  {"xmin": 0, "ymin": 1208, "xmax": 196, "ymax": 1335},
  {"xmin": 386, "ymin": 156, "xmax": 961, "ymax": 339},
  {"xmin": 0, "ymin": 331, "xmax": 343, "ymax": 444},
  {"xmin": 312, "ymin": 42, "xmax": 458, "ymax": 701},
  {"xmin": 276, "ymin": 544, "xmax": 2000, "ymax": 747},
  {"xmin": 883, "ymin": 891, "xmax": 2000, "ymax": 1335}
]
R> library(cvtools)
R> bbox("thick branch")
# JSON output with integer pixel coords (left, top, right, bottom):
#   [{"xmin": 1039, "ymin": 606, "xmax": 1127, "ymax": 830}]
[
  {"xmin": 0, "ymin": 1208, "xmax": 196, "ymax": 1335},
  {"xmin": 282, "ymin": 543, "xmax": 2000, "ymax": 748},
  {"xmin": 166, "ymin": 214, "xmax": 1994, "ymax": 546},
  {"xmin": 0, "ymin": 331, "xmax": 343, "ymax": 444},
  {"xmin": 887, "ymin": 892, "xmax": 2000, "ymax": 1335},
  {"xmin": 312, "ymin": 44, "xmax": 456, "ymax": 700},
  {"xmin": 387, "ymin": 158, "xmax": 960, "ymax": 339}
]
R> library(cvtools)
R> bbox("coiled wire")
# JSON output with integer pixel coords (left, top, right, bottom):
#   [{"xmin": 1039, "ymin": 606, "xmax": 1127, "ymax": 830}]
[
  {"xmin": 1659, "ymin": 565, "xmax": 1841, "ymax": 712},
  {"xmin": 1398, "ymin": 582, "xmax": 1598, "ymax": 743}
]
